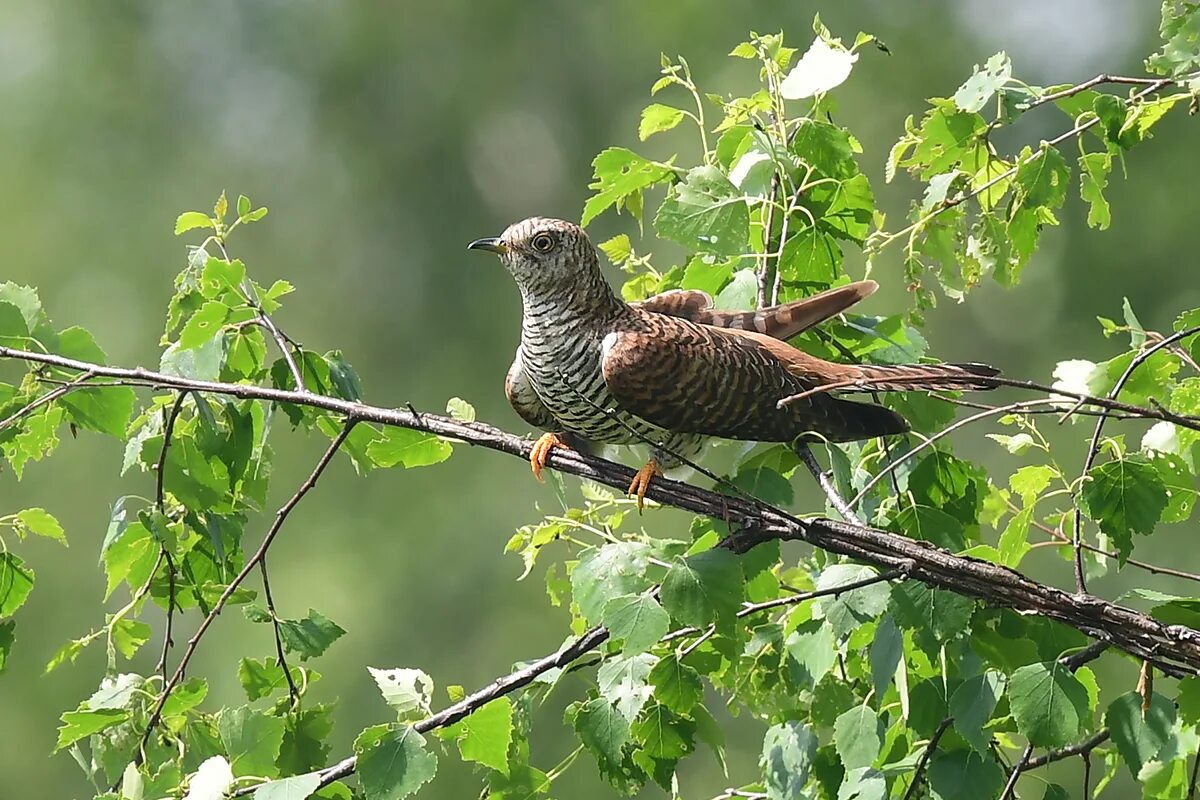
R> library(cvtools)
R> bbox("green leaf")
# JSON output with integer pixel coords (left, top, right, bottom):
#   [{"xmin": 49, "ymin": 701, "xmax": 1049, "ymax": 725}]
[
  {"xmin": 660, "ymin": 549, "xmax": 743, "ymax": 627},
  {"xmin": 654, "ymin": 165, "xmax": 750, "ymax": 257},
  {"xmin": 713, "ymin": 268, "xmax": 758, "ymax": 312},
  {"xmin": 55, "ymin": 708, "xmax": 130, "ymax": 751},
  {"xmin": 953, "ymin": 52, "xmax": 1012, "ymax": 113},
  {"xmin": 907, "ymin": 450, "xmax": 981, "ymax": 525},
  {"xmin": 160, "ymin": 677, "xmax": 208, "ymax": 717},
  {"xmin": 1078, "ymin": 152, "xmax": 1112, "ymax": 230},
  {"xmin": 868, "ymin": 616, "xmax": 902, "ymax": 698},
  {"xmin": 890, "ymin": 582, "xmax": 974, "ymax": 644},
  {"xmin": 602, "ymin": 593, "xmax": 670, "ymax": 654},
  {"xmin": 570, "ymin": 542, "xmax": 655, "ymax": 624},
  {"xmin": 1007, "ymin": 661, "xmax": 1089, "ymax": 747},
  {"xmin": 891, "ymin": 504, "xmax": 965, "ymax": 551},
  {"xmin": 1180, "ymin": 675, "xmax": 1200, "ymax": 724},
  {"xmin": 445, "ymin": 397, "xmax": 475, "ymax": 423},
  {"xmin": 949, "ymin": 670, "xmax": 1005, "ymax": 753},
  {"xmin": 649, "ymin": 654, "xmax": 703, "ymax": 714},
  {"xmin": 1106, "ymin": 691, "xmax": 1175, "ymax": 776},
  {"xmin": 1014, "ymin": 145, "xmax": 1069, "ymax": 209},
  {"xmin": 779, "ymin": 227, "xmax": 843, "ymax": 286},
  {"xmin": 760, "ymin": 721, "xmax": 817, "ymax": 800},
  {"xmin": 219, "ymin": 705, "xmax": 286, "ymax": 777},
  {"xmin": 815, "ymin": 565, "xmax": 890, "ymax": 638},
  {"xmin": 638, "ymin": 103, "xmax": 686, "ymax": 140},
  {"xmin": 15, "ymin": 507, "xmax": 66, "ymax": 544},
  {"xmin": 788, "ymin": 622, "xmax": 837, "ymax": 688},
  {"xmin": 279, "ymin": 609, "xmax": 346, "ymax": 660},
  {"xmin": 927, "ymin": 748, "xmax": 1004, "ymax": 800},
  {"xmin": 0, "ymin": 282, "xmax": 44, "ymax": 331},
  {"xmin": 792, "ymin": 119, "xmax": 858, "ymax": 180},
  {"xmin": 1010, "ymin": 465, "xmax": 1057, "ymax": 506},
  {"xmin": 818, "ymin": 173, "xmax": 875, "ymax": 244},
  {"xmin": 0, "ymin": 301, "xmax": 28, "ymax": 343},
  {"xmin": 161, "ymin": 336, "xmax": 226, "ymax": 381},
  {"xmin": 325, "ymin": 351, "xmax": 364, "ymax": 401},
  {"xmin": 598, "ymin": 653, "xmax": 655, "ymax": 722},
  {"xmin": 0, "ymin": 620, "xmax": 13, "ymax": 674},
  {"xmin": 582, "ymin": 147, "xmax": 674, "ymax": 226},
  {"xmin": 175, "ymin": 211, "xmax": 213, "ymax": 235},
  {"xmin": 87, "ymin": 672, "xmax": 144, "ymax": 709},
  {"xmin": 253, "ymin": 773, "xmax": 323, "ymax": 800},
  {"xmin": 834, "ymin": 705, "xmax": 880, "ymax": 771},
  {"xmin": 200, "ymin": 257, "xmax": 247, "ymax": 300},
  {"xmin": 997, "ymin": 506, "xmax": 1032, "ymax": 567},
  {"xmin": 366, "ymin": 428, "xmax": 452, "ymax": 469},
  {"xmin": 355, "ymin": 725, "xmax": 438, "ymax": 800},
  {"xmin": 632, "ymin": 703, "xmax": 693, "ymax": 759},
  {"xmin": 179, "ymin": 301, "xmax": 231, "ymax": 350},
  {"xmin": 572, "ymin": 697, "xmax": 630, "ymax": 770},
  {"xmin": 1080, "ymin": 455, "xmax": 1168, "ymax": 563},
  {"xmin": 452, "ymin": 697, "xmax": 513, "ymax": 774},
  {"xmin": 239, "ymin": 657, "xmax": 311, "ymax": 702},
  {"xmin": 0, "ymin": 552, "xmax": 35, "ymax": 616}
]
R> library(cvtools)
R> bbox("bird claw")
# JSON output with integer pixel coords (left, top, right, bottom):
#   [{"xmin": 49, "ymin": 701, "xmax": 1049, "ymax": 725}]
[
  {"xmin": 530, "ymin": 432, "xmax": 568, "ymax": 482},
  {"xmin": 627, "ymin": 458, "xmax": 663, "ymax": 513}
]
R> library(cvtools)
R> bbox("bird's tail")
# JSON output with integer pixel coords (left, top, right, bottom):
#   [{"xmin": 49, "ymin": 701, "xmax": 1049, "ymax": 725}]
[{"xmin": 846, "ymin": 361, "xmax": 1001, "ymax": 393}]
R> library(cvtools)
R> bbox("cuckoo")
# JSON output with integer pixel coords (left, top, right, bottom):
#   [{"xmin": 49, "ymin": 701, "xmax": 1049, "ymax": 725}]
[{"xmin": 469, "ymin": 217, "xmax": 998, "ymax": 508}]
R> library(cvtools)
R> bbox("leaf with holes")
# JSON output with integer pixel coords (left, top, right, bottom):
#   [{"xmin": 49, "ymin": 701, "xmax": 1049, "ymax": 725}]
[{"xmin": 654, "ymin": 165, "xmax": 750, "ymax": 257}]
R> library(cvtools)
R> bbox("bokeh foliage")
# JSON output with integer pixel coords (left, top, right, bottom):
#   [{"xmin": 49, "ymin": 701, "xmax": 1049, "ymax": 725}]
[{"xmin": 3, "ymin": 3, "xmax": 1200, "ymax": 799}]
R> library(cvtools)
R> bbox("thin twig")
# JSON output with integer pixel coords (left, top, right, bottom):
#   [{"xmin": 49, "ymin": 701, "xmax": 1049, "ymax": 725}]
[
  {"xmin": 135, "ymin": 419, "xmax": 356, "ymax": 763},
  {"xmin": 778, "ymin": 373, "xmax": 1200, "ymax": 432},
  {"xmin": 903, "ymin": 717, "xmax": 954, "ymax": 800},
  {"xmin": 662, "ymin": 567, "xmax": 907, "ymax": 647},
  {"xmin": 0, "ymin": 369, "xmax": 96, "ymax": 431},
  {"xmin": 295, "ymin": 624, "xmax": 611, "ymax": 793},
  {"xmin": 795, "ymin": 442, "xmax": 862, "ymax": 524},
  {"xmin": 1072, "ymin": 325, "xmax": 1200, "ymax": 594},
  {"xmin": 999, "ymin": 744, "xmax": 1035, "ymax": 800},
  {"xmin": 151, "ymin": 392, "xmax": 188, "ymax": 680},
  {"xmin": 849, "ymin": 399, "xmax": 1050, "ymax": 511},
  {"xmin": 1022, "ymin": 729, "xmax": 1110, "ymax": 770},
  {"xmin": 875, "ymin": 74, "xmax": 1193, "ymax": 252},
  {"xmin": 1021, "ymin": 499, "xmax": 1200, "ymax": 584},
  {"xmin": 259, "ymin": 557, "xmax": 300, "ymax": 706},
  {"xmin": 214, "ymin": 239, "xmax": 308, "ymax": 393}
]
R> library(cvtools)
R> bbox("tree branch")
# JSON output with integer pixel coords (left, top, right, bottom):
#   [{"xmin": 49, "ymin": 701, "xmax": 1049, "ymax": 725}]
[
  {"xmin": 3, "ymin": 343, "xmax": 1199, "ymax": 677},
  {"xmin": 134, "ymin": 418, "xmax": 356, "ymax": 763}
]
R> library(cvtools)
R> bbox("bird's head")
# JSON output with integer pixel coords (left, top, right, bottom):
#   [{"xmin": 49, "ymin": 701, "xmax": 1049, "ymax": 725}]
[{"xmin": 468, "ymin": 217, "xmax": 600, "ymax": 291}]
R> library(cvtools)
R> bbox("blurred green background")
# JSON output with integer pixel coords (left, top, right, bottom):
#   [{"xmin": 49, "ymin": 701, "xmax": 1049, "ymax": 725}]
[{"xmin": 2, "ymin": 2, "xmax": 1197, "ymax": 797}]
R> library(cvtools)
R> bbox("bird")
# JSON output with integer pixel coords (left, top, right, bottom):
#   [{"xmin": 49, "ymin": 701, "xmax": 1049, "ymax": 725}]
[{"xmin": 468, "ymin": 217, "xmax": 998, "ymax": 508}]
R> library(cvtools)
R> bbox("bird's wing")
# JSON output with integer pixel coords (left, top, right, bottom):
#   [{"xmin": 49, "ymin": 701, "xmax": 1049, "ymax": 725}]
[
  {"xmin": 505, "ymin": 348, "xmax": 558, "ymax": 430},
  {"xmin": 634, "ymin": 280, "xmax": 877, "ymax": 341},
  {"xmin": 601, "ymin": 312, "xmax": 907, "ymax": 443},
  {"xmin": 632, "ymin": 289, "xmax": 715, "ymax": 318}
]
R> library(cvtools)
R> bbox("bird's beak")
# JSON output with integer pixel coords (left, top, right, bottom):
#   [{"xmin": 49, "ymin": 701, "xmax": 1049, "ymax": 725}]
[{"xmin": 467, "ymin": 237, "xmax": 506, "ymax": 255}]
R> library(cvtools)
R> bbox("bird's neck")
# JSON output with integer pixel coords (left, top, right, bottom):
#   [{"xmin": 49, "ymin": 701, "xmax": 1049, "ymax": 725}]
[{"xmin": 517, "ymin": 265, "xmax": 627, "ymax": 329}]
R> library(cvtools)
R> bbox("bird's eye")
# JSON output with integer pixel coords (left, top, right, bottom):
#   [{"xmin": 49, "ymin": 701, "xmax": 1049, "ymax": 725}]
[{"xmin": 530, "ymin": 233, "xmax": 555, "ymax": 253}]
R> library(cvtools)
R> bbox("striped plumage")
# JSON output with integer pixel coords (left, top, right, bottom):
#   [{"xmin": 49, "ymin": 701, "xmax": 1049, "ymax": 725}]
[{"xmin": 471, "ymin": 217, "xmax": 998, "ymax": 481}]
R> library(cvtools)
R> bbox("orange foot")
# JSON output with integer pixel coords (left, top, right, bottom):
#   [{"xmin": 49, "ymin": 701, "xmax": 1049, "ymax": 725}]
[
  {"xmin": 529, "ymin": 432, "xmax": 569, "ymax": 482},
  {"xmin": 627, "ymin": 458, "xmax": 663, "ymax": 513}
]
